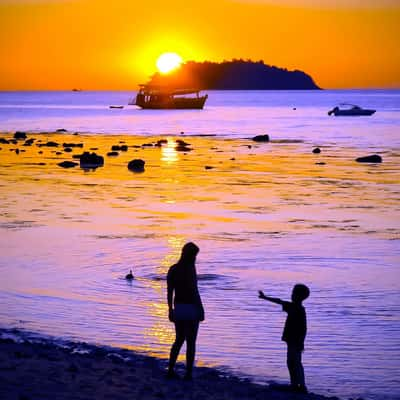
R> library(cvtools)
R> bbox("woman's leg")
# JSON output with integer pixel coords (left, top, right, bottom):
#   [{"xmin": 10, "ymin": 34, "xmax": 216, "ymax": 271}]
[
  {"xmin": 168, "ymin": 320, "xmax": 185, "ymax": 375},
  {"xmin": 184, "ymin": 321, "xmax": 199, "ymax": 378}
]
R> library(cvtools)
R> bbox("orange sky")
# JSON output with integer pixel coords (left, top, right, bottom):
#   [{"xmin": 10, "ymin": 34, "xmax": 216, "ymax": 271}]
[{"xmin": 0, "ymin": 0, "xmax": 399, "ymax": 90}]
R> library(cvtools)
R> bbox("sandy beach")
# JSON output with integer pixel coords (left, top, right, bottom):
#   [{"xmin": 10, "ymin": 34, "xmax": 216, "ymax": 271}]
[{"xmin": 0, "ymin": 328, "xmax": 343, "ymax": 400}]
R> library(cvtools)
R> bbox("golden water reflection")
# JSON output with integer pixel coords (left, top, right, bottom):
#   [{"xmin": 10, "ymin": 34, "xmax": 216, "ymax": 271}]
[
  {"xmin": 143, "ymin": 236, "xmax": 186, "ymax": 353},
  {"xmin": 161, "ymin": 140, "xmax": 178, "ymax": 163}
]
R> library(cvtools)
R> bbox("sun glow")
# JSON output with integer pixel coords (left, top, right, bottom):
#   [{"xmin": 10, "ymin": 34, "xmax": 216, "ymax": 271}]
[{"xmin": 156, "ymin": 52, "xmax": 183, "ymax": 74}]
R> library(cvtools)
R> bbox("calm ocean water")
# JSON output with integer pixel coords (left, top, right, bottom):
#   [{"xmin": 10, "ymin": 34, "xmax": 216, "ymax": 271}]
[{"xmin": 0, "ymin": 90, "xmax": 399, "ymax": 399}]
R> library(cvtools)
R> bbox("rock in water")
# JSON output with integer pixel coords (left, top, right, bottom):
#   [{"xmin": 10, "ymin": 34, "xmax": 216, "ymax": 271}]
[
  {"xmin": 313, "ymin": 147, "xmax": 321, "ymax": 154},
  {"xmin": 111, "ymin": 145, "xmax": 128, "ymax": 152},
  {"xmin": 14, "ymin": 131, "xmax": 27, "ymax": 140},
  {"xmin": 355, "ymin": 154, "xmax": 382, "ymax": 163},
  {"xmin": 128, "ymin": 159, "xmax": 145, "ymax": 172},
  {"xmin": 252, "ymin": 134, "xmax": 270, "ymax": 142},
  {"xmin": 80, "ymin": 152, "xmax": 104, "ymax": 168},
  {"xmin": 58, "ymin": 161, "xmax": 79, "ymax": 168}
]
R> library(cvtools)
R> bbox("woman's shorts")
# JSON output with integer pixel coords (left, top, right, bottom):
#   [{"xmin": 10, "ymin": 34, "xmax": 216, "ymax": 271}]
[{"xmin": 173, "ymin": 303, "xmax": 200, "ymax": 321}]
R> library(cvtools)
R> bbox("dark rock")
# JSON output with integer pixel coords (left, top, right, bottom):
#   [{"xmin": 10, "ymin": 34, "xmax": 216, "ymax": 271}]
[
  {"xmin": 80, "ymin": 152, "xmax": 104, "ymax": 168},
  {"xmin": 64, "ymin": 147, "xmax": 73, "ymax": 152},
  {"xmin": 107, "ymin": 151, "xmax": 119, "ymax": 157},
  {"xmin": 90, "ymin": 147, "xmax": 98, "ymax": 150},
  {"xmin": 247, "ymin": 145, "xmax": 252, "ymax": 149},
  {"xmin": 38, "ymin": 151, "xmax": 43, "ymax": 154},
  {"xmin": 15, "ymin": 149, "xmax": 20, "ymax": 155},
  {"xmin": 176, "ymin": 145, "xmax": 192, "ymax": 152},
  {"xmin": 315, "ymin": 162, "xmax": 326, "ymax": 165},
  {"xmin": 175, "ymin": 140, "xmax": 192, "ymax": 152},
  {"xmin": 205, "ymin": 166, "xmax": 214, "ymax": 170},
  {"xmin": 131, "ymin": 145, "xmax": 141, "ymax": 148},
  {"xmin": 72, "ymin": 154, "xmax": 83, "ymax": 159},
  {"xmin": 0, "ymin": 137, "xmax": 9, "ymax": 144},
  {"xmin": 312, "ymin": 147, "xmax": 321, "ymax": 154},
  {"xmin": 176, "ymin": 139, "xmax": 189, "ymax": 146},
  {"xmin": 230, "ymin": 158, "xmax": 236, "ymax": 160},
  {"xmin": 58, "ymin": 161, "xmax": 78, "ymax": 168},
  {"xmin": 141, "ymin": 143, "xmax": 153, "ymax": 147},
  {"xmin": 356, "ymin": 154, "xmax": 382, "ymax": 163},
  {"xmin": 10, "ymin": 139, "xmax": 18, "ymax": 144},
  {"xmin": 23, "ymin": 138, "xmax": 35, "ymax": 146},
  {"xmin": 128, "ymin": 159, "xmax": 145, "ymax": 172},
  {"xmin": 55, "ymin": 152, "xmax": 62, "ymax": 155},
  {"xmin": 157, "ymin": 139, "xmax": 168, "ymax": 146},
  {"xmin": 56, "ymin": 128, "xmax": 67, "ymax": 132},
  {"xmin": 14, "ymin": 131, "xmax": 27, "ymax": 140},
  {"xmin": 252, "ymin": 134, "xmax": 270, "ymax": 142},
  {"xmin": 111, "ymin": 145, "xmax": 128, "ymax": 151},
  {"xmin": 42, "ymin": 141, "xmax": 59, "ymax": 147},
  {"xmin": 63, "ymin": 143, "xmax": 83, "ymax": 148}
]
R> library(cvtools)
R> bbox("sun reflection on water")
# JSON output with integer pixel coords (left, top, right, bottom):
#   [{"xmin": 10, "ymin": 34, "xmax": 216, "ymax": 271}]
[
  {"xmin": 143, "ymin": 236, "xmax": 186, "ymax": 351},
  {"xmin": 161, "ymin": 140, "xmax": 178, "ymax": 164}
]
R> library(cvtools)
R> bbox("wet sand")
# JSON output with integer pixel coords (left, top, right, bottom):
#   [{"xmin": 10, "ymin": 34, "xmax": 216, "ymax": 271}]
[{"xmin": 0, "ymin": 332, "xmax": 340, "ymax": 400}]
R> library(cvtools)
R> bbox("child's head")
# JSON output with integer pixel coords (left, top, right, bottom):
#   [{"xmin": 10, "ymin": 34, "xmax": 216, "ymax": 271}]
[{"xmin": 291, "ymin": 284, "xmax": 310, "ymax": 303}]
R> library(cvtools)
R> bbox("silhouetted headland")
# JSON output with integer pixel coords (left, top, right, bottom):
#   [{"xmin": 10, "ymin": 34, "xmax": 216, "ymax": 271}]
[{"xmin": 148, "ymin": 59, "xmax": 321, "ymax": 90}]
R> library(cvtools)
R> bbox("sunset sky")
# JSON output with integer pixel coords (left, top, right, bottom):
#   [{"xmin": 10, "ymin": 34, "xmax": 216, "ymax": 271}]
[{"xmin": 0, "ymin": 0, "xmax": 399, "ymax": 90}]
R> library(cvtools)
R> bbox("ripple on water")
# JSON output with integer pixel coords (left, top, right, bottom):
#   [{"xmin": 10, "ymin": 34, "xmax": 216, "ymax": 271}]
[{"xmin": 0, "ymin": 220, "xmax": 44, "ymax": 230}]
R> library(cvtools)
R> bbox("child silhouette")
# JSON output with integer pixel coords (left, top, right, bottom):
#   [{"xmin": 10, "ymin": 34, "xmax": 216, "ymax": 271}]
[{"xmin": 259, "ymin": 284, "xmax": 310, "ymax": 393}]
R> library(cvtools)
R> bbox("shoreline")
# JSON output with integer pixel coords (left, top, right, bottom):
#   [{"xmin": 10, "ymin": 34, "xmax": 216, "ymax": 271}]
[{"xmin": 0, "ymin": 328, "xmax": 341, "ymax": 400}]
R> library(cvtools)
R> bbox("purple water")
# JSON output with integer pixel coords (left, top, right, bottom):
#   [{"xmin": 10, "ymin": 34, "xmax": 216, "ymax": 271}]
[{"xmin": 0, "ymin": 90, "xmax": 399, "ymax": 400}]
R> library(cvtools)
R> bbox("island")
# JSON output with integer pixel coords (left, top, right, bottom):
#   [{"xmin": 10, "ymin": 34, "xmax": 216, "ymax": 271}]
[{"xmin": 147, "ymin": 59, "xmax": 321, "ymax": 90}]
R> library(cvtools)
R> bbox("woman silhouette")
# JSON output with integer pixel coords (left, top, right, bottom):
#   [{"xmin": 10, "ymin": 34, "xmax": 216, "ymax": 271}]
[{"xmin": 167, "ymin": 242, "xmax": 204, "ymax": 380}]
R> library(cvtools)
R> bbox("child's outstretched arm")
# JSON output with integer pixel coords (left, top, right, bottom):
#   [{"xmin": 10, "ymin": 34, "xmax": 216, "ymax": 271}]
[{"xmin": 258, "ymin": 290, "xmax": 284, "ymax": 305}]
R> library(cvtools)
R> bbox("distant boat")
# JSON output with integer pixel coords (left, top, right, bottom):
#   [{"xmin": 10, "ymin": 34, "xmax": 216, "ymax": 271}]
[
  {"xmin": 72, "ymin": 88, "xmax": 82, "ymax": 92},
  {"xmin": 328, "ymin": 104, "xmax": 376, "ymax": 116},
  {"xmin": 109, "ymin": 105, "xmax": 124, "ymax": 109},
  {"xmin": 132, "ymin": 85, "xmax": 208, "ymax": 109}
]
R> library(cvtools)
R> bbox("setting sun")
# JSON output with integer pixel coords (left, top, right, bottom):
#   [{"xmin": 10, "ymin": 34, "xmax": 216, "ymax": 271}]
[{"xmin": 156, "ymin": 52, "xmax": 183, "ymax": 74}]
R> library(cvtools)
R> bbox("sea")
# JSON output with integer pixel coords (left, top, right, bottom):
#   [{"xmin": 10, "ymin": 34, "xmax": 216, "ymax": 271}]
[{"xmin": 0, "ymin": 90, "xmax": 399, "ymax": 400}]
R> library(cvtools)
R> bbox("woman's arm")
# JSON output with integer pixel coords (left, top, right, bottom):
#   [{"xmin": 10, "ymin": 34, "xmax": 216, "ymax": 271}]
[
  {"xmin": 167, "ymin": 273, "xmax": 174, "ymax": 322},
  {"xmin": 258, "ymin": 290, "xmax": 283, "ymax": 305}
]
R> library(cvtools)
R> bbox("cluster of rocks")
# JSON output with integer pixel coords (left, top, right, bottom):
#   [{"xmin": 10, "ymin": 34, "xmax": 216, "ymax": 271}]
[
  {"xmin": 175, "ymin": 139, "xmax": 192, "ymax": 152},
  {"xmin": 0, "ymin": 132, "xmax": 385, "ymax": 176}
]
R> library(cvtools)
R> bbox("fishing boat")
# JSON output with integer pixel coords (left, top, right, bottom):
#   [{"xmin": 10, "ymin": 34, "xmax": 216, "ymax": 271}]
[
  {"xmin": 328, "ymin": 104, "xmax": 376, "ymax": 116},
  {"xmin": 132, "ymin": 85, "xmax": 208, "ymax": 109}
]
